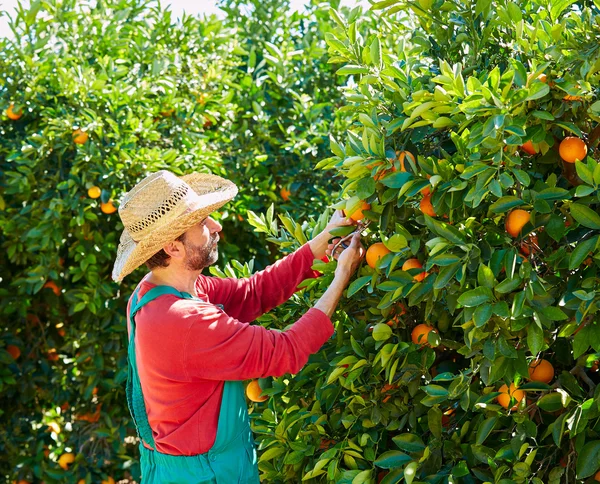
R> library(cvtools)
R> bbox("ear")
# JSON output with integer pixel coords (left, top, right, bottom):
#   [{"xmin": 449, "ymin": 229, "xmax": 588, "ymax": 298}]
[{"xmin": 162, "ymin": 239, "xmax": 185, "ymax": 260}]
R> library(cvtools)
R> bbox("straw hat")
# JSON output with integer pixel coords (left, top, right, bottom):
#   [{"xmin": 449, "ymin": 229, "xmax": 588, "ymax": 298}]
[{"xmin": 112, "ymin": 170, "xmax": 238, "ymax": 282}]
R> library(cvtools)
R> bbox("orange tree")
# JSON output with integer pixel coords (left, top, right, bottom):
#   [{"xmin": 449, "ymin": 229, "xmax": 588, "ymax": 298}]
[
  {"xmin": 0, "ymin": 0, "xmax": 345, "ymax": 482},
  {"xmin": 242, "ymin": 1, "xmax": 600, "ymax": 482}
]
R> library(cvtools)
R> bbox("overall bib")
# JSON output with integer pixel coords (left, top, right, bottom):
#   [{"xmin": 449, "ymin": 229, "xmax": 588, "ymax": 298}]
[{"xmin": 127, "ymin": 285, "xmax": 261, "ymax": 483}]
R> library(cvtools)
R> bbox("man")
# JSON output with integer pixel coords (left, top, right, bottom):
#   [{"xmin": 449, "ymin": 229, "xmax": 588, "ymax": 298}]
[{"xmin": 112, "ymin": 170, "xmax": 363, "ymax": 483}]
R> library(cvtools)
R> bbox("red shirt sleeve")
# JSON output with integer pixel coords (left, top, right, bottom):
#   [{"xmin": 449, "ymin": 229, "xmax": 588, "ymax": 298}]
[
  {"xmin": 179, "ymin": 302, "xmax": 334, "ymax": 380},
  {"xmin": 195, "ymin": 243, "xmax": 322, "ymax": 323}
]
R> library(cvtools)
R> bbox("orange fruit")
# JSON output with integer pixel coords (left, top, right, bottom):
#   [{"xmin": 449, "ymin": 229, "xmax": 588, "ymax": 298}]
[
  {"xmin": 563, "ymin": 94, "xmax": 582, "ymax": 101},
  {"xmin": 520, "ymin": 141, "xmax": 537, "ymax": 155},
  {"xmin": 419, "ymin": 193, "xmax": 436, "ymax": 217},
  {"xmin": 246, "ymin": 379, "xmax": 268, "ymax": 402},
  {"xmin": 58, "ymin": 452, "xmax": 75, "ymax": 470},
  {"xmin": 420, "ymin": 185, "xmax": 431, "ymax": 196},
  {"xmin": 594, "ymin": 470, "xmax": 600, "ymax": 482},
  {"xmin": 87, "ymin": 186, "xmax": 101, "ymax": 199},
  {"xmin": 101, "ymin": 478, "xmax": 115, "ymax": 484},
  {"xmin": 280, "ymin": 187, "xmax": 291, "ymax": 202},
  {"xmin": 344, "ymin": 201, "xmax": 370, "ymax": 221},
  {"xmin": 43, "ymin": 280, "xmax": 61, "ymax": 296},
  {"xmin": 402, "ymin": 258, "xmax": 427, "ymax": 282},
  {"xmin": 505, "ymin": 209, "xmax": 530, "ymax": 237},
  {"xmin": 411, "ymin": 323, "xmax": 437, "ymax": 346},
  {"xmin": 396, "ymin": 150, "xmax": 415, "ymax": 171},
  {"xmin": 6, "ymin": 345, "xmax": 21, "ymax": 360},
  {"xmin": 371, "ymin": 161, "xmax": 396, "ymax": 181},
  {"xmin": 497, "ymin": 383, "xmax": 525, "ymax": 410},
  {"xmin": 76, "ymin": 404, "xmax": 102, "ymax": 423},
  {"xmin": 528, "ymin": 358, "xmax": 554, "ymax": 383},
  {"xmin": 72, "ymin": 129, "xmax": 89, "ymax": 144},
  {"xmin": 365, "ymin": 242, "xmax": 391, "ymax": 269},
  {"xmin": 537, "ymin": 73, "xmax": 547, "ymax": 83},
  {"xmin": 6, "ymin": 103, "xmax": 23, "ymax": 120},
  {"xmin": 77, "ymin": 480, "xmax": 86, "ymax": 484},
  {"xmin": 100, "ymin": 201, "xmax": 117, "ymax": 214},
  {"xmin": 47, "ymin": 349, "xmax": 59, "ymax": 362},
  {"xmin": 559, "ymin": 137, "xmax": 587, "ymax": 163}
]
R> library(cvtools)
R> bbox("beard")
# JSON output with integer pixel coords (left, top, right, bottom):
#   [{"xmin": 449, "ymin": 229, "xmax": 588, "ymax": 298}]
[{"xmin": 183, "ymin": 233, "xmax": 219, "ymax": 271}]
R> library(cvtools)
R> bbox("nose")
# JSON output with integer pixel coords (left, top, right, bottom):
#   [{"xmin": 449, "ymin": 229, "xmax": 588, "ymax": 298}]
[{"xmin": 206, "ymin": 217, "xmax": 222, "ymax": 233}]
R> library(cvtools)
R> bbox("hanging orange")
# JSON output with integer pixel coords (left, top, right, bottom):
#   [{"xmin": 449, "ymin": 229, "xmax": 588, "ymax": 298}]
[
  {"xmin": 559, "ymin": 137, "xmax": 587, "ymax": 163},
  {"xmin": 280, "ymin": 187, "xmax": 291, "ymax": 201},
  {"xmin": 497, "ymin": 383, "xmax": 525, "ymax": 410},
  {"xmin": 402, "ymin": 258, "xmax": 427, "ymax": 282},
  {"xmin": 6, "ymin": 345, "xmax": 21, "ymax": 360},
  {"xmin": 72, "ymin": 129, "xmax": 89, "ymax": 144},
  {"xmin": 411, "ymin": 324, "xmax": 437, "ymax": 346},
  {"xmin": 6, "ymin": 103, "xmax": 23, "ymax": 120},
  {"xmin": 365, "ymin": 242, "xmax": 391, "ymax": 269},
  {"xmin": 87, "ymin": 186, "xmax": 101, "ymax": 199},
  {"xmin": 505, "ymin": 209, "xmax": 530, "ymax": 237},
  {"xmin": 246, "ymin": 379, "xmax": 268, "ymax": 402},
  {"xmin": 419, "ymin": 193, "xmax": 436, "ymax": 217},
  {"xmin": 396, "ymin": 150, "xmax": 415, "ymax": 171},
  {"xmin": 520, "ymin": 141, "xmax": 537, "ymax": 155},
  {"xmin": 344, "ymin": 201, "xmax": 370, "ymax": 222},
  {"xmin": 528, "ymin": 358, "xmax": 554, "ymax": 384},
  {"xmin": 100, "ymin": 201, "xmax": 118, "ymax": 214}
]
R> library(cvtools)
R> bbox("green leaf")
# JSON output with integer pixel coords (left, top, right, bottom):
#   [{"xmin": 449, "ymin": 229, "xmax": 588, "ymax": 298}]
[
  {"xmin": 374, "ymin": 450, "xmax": 412, "ymax": 469},
  {"xmin": 380, "ymin": 171, "xmax": 412, "ymax": 188},
  {"xmin": 391, "ymin": 434, "xmax": 426, "ymax": 453},
  {"xmin": 525, "ymin": 82, "xmax": 549, "ymax": 101},
  {"xmin": 433, "ymin": 262, "xmax": 461, "ymax": 289},
  {"xmin": 554, "ymin": 121, "xmax": 583, "ymax": 138},
  {"xmin": 569, "ymin": 236, "xmax": 598, "ymax": 270},
  {"xmin": 540, "ymin": 306, "xmax": 568, "ymax": 321},
  {"xmin": 259, "ymin": 446, "xmax": 286, "ymax": 462},
  {"xmin": 527, "ymin": 322, "xmax": 544, "ymax": 355},
  {"xmin": 423, "ymin": 216, "xmax": 466, "ymax": 245},
  {"xmin": 490, "ymin": 196, "xmax": 524, "ymax": 213},
  {"xmin": 476, "ymin": 417, "xmax": 498, "ymax": 445},
  {"xmin": 477, "ymin": 264, "xmax": 496, "ymax": 288},
  {"xmin": 537, "ymin": 393, "xmax": 565, "ymax": 412},
  {"xmin": 550, "ymin": 0, "xmax": 577, "ymax": 21},
  {"xmin": 576, "ymin": 440, "xmax": 600, "ymax": 479},
  {"xmin": 494, "ymin": 276, "xmax": 522, "ymax": 294},
  {"xmin": 336, "ymin": 65, "xmax": 369, "ymax": 75},
  {"xmin": 372, "ymin": 323, "xmax": 393, "ymax": 341},
  {"xmin": 570, "ymin": 203, "xmax": 600, "ymax": 229},
  {"xmin": 347, "ymin": 276, "xmax": 372, "ymax": 298},
  {"xmin": 457, "ymin": 287, "xmax": 493, "ymax": 307}
]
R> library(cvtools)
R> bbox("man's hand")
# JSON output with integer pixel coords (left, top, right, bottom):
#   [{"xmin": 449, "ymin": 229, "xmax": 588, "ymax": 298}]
[
  {"xmin": 323, "ymin": 209, "xmax": 355, "ymax": 238},
  {"xmin": 309, "ymin": 209, "xmax": 356, "ymax": 260},
  {"xmin": 334, "ymin": 232, "xmax": 364, "ymax": 279}
]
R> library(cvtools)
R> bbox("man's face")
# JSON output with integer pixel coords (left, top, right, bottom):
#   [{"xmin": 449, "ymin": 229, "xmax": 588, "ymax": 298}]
[{"xmin": 181, "ymin": 217, "xmax": 222, "ymax": 271}]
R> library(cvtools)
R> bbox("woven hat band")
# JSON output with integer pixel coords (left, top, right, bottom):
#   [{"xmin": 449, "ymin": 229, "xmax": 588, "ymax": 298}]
[{"xmin": 120, "ymin": 171, "xmax": 201, "ymax": 242}]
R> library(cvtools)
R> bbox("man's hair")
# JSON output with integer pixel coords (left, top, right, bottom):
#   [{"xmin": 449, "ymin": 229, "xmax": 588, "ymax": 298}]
[{"xmin": 145, "ymin": 232, "xmax": 186, "ymax": 270}]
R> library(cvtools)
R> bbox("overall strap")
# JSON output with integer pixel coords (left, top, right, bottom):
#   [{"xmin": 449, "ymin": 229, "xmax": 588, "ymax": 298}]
[{"xmin": 126, "ymin": 285, "xmax": 194, "ymax": 451}]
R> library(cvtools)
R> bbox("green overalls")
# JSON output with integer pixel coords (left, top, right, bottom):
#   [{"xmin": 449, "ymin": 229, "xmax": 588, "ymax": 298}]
[{"xmin": 127, "ymin": 285, "xmax": 261, "ymax": 483}]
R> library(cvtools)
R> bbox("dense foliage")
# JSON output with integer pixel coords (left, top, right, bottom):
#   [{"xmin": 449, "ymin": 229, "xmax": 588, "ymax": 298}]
[
  {"xmin": 0, "ymin": 0, "xmax": 344, "ymax": 481},
  {"xmin": 246, "ymin": 0, "xmax": 600, "ymax": 482}
]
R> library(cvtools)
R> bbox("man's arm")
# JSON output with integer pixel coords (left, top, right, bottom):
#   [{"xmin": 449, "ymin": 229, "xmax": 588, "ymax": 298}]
[
  {"xmin": 196, "ymin": 211, "xmax": 355, "ymax": 322},
  {"xmin": 183, "ymin": 232, "xmax": 364, "ymax": 381}
]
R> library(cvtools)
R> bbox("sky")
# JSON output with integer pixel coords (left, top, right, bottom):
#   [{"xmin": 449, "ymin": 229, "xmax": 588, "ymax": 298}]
[{"xmin": 0, "ymin": 0, "xmax": 371, "ymax": 37}]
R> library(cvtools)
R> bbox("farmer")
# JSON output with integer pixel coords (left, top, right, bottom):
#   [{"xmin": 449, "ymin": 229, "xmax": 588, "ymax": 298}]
[{"xmin": 112, "ymin": 170, "xmax": 363, "ymax": 483}]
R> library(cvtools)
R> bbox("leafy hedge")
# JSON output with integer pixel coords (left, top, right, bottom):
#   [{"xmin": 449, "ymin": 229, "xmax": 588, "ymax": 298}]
[
  {"xmin": 245, "ymin": 1, "xmax": 600, "ymax": 482},
  {"xmin": 0, "ymin": 0, "xmax": 345, "ymax": 482}
]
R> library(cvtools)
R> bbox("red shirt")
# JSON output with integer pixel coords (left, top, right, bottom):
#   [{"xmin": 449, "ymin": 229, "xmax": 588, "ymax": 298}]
[{"xmin": 127, "ymin": 243, "xmax": 334, "ymax": 455}]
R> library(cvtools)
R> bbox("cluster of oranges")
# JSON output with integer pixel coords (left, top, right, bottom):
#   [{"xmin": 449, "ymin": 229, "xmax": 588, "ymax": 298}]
[
  {"xmin": 87, "ymin": 186, "xmax": 117, "ymax": 214},
  {"xmin": 497, "ymin": 358, "xmax": 555, "ymax": 410}
]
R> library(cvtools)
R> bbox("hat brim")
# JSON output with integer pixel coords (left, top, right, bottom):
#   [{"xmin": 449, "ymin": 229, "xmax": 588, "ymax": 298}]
[{"xmin": 112, "ymin": 173, "xmax": 237, "ymax": 282}]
